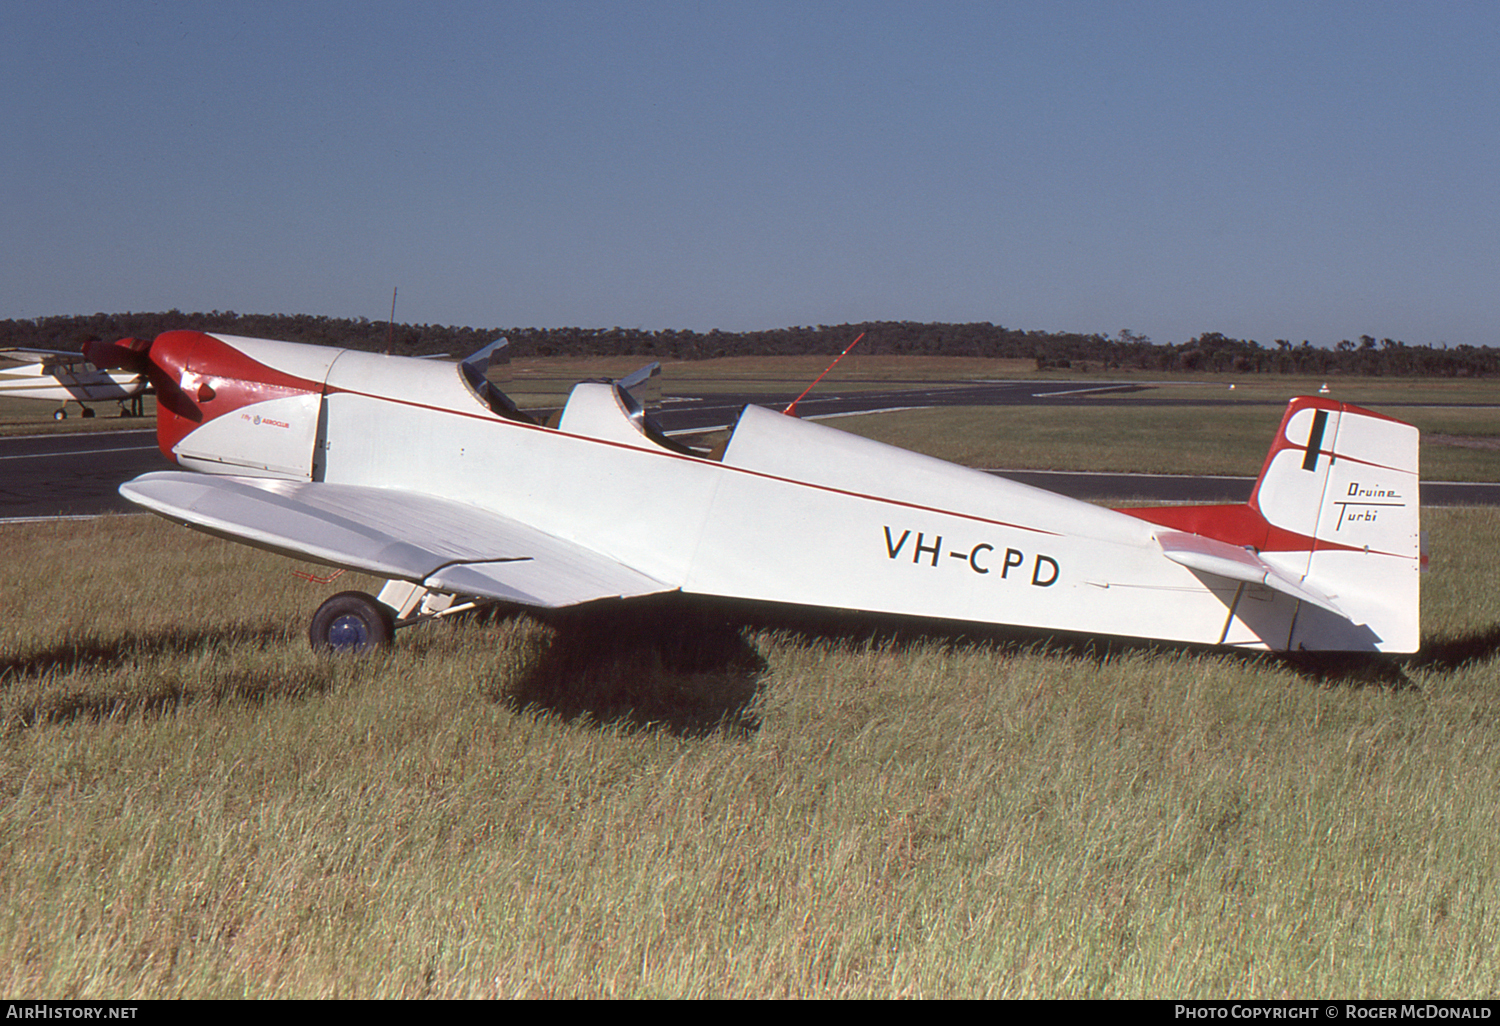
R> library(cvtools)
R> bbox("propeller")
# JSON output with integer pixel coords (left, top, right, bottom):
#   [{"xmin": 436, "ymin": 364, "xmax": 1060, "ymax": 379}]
[
  {"xmin": 81, "ymin": 333, "xmax": 205, "ymax": 445},
  {"xmin": 81, "ymin": 336, "xmax": 153, "ymax": 375}
]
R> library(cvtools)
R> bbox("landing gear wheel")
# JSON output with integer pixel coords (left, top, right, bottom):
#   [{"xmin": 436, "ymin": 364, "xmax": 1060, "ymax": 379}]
[
  {"xmin": 309, "ymin": 591, "xmax": 394, "ymax": 653},
  {"xmin": 81, "ymin": 407, "xmax": 95, "ymax": 418},
  {"xmin": 53, "ymin": 409, "xmax": 66, "ymax": 421}
]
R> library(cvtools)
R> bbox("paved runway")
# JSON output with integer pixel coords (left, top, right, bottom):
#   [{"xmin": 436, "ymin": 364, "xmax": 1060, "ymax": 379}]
[
  {"xmin": 0, "ymin": 430, "xmax": 171, "ymax": 518},
  {"xmin": 3, "ymin": 381, "xmax": 1497, "ymax": 519}
]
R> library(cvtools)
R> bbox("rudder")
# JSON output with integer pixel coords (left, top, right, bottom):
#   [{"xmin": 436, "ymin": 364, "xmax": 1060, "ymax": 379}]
[{"xmin": 1250, "ymin": 397, "xmax": 1421, "ymax": 652}]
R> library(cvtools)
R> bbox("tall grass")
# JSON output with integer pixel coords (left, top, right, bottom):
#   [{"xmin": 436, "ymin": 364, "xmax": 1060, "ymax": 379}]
[{"xmin": 2, "ymin": 511, "xmax": 1499, "ymax": 997}]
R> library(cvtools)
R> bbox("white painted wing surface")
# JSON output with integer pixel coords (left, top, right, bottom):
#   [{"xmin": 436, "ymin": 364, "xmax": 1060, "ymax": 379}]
[
  {"xmin": 1154, "ymin": 530, "xmax": 1345, "ymax": 617},
  {"xmin": 119, "ymin": 471, "xmax": 672, "ymax": 608},
  {"xmin": 0, "ymin": 347, "xmax": 89, "ymax": 367}
]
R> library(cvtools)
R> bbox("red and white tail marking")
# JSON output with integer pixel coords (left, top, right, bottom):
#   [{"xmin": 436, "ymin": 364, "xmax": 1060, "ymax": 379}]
[
  {"xmin": 1251, "ymin": 398, "xmax": 1419, "ymax": 562},
  {"xmin": 1125, "ymin": 397, "xmax": 1421, "ymax": 652}
]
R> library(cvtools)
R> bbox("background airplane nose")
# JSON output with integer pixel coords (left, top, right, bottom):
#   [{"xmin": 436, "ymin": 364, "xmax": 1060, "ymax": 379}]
[{"xmin": 81, "ymin": 336, "xmax": 153, "ymax": 373}]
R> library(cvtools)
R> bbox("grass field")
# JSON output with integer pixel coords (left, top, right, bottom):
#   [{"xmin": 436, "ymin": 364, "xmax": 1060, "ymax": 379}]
[
  {"xmin": 2, "ymin": 507, "xmax": 1498, "ymax": 998},
  {"xmin": 827, "ymin": 404, "xmax": 1500, "ymax": 482},
  {"xmin": 0, "ymin": 396, "xmax": 157, "ymax": 437}
]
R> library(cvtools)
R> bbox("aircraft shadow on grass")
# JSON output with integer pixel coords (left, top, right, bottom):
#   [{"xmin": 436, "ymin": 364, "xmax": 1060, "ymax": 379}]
[
  {"xmin": 8, "ymin": 601, "xmax": 1499, "ymax": 736},
  {"xmin": 0, "ymin": 603, "xmax": 772, "ymax": 740},
  {"xmin": 490, "ymin": 597, "xmax": 770, "ymax": 739},
  {"xmin": 1408, "ymin": 624, "xmax": 1500, "ymax": 673},
  {"xmin": 1272, "ymin": 623, "xmax": 1500, "ymax": 689},
  {"xmin": 496, "ymin": 594, "xmax": 1500, "ymax": 718},
  {"xmin": 669, "ymin": 599, "xmax": 1500, "ymax": 693},
  {"xmin": 0, "ymin": 622, "xmax": 330, "ymax": 733}
]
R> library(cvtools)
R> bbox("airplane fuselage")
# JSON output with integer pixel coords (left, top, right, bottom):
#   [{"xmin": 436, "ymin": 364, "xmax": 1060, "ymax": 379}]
[
  {"xmin": 136, "ymin": 331, "xmax": 1421, "ymax": 652},
  {"xmin": 0, "ymin": 361, "xmax": 146, "ymax": 404}
]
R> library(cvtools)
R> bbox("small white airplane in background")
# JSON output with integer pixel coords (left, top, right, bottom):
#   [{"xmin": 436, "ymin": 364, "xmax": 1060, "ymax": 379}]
[
  {"xmin": 86, "ymin": 330, "xmax": 1422, "ymax": 654},
  {"xmin": 0, "ymin": 346, "xmax": 149, "ymax": 419}
]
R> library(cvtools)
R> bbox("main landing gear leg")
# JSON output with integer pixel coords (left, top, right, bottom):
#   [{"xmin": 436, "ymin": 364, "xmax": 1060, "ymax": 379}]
[{"xmin": 307, "ymin": 582, "xmax": 489, "ymax": 652}]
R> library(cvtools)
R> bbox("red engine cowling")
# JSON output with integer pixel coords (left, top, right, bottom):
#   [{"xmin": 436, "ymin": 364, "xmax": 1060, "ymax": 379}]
[{"xmin": 87, "ymin": 331, "xmax": 327, "ymax": 467}]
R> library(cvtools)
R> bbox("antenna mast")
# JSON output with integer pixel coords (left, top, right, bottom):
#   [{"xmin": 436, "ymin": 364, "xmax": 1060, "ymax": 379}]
[
  {"xmin": 783, "ymin": 332, "xmax": 866, "ymax": 417},
  {"xmin": 384, "ymin": 287, "xmax": 398, "ymax": 354}
]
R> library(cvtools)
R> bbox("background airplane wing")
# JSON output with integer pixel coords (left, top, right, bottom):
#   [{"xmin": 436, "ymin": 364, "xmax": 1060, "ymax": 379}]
[
  {"xmin": 120, "ymin": 471, "xmax": 673, "ymax": 608},
  {"xmin": 0, "ymin": 346, "xmax": 92, "ymax": 370}
]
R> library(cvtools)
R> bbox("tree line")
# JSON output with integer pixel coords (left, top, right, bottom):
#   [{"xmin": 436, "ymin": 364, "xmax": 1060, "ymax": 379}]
[{"xmin": 3, "ymin": 310, "xmax": 1495, "ymax": 378}]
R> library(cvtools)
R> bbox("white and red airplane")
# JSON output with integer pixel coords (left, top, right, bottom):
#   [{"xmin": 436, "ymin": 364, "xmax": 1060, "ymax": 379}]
[
  {"xmin": 85, "ymin": 330, "xmax": 1422, "ymax": 654},
  {"xmin": 0, "ymin": 346, "xmax": 150, "ymax": 419}
]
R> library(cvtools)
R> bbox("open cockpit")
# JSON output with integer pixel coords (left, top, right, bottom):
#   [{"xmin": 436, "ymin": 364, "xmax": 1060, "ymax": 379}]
[{"xmin": 459, "ymin": 340, "xmax": 705, "ymax": 457}]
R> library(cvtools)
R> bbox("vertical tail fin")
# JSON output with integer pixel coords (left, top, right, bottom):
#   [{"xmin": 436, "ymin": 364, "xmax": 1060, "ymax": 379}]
[
  {"xmin": 1123, "ymin": 397, "xmax": 1420, "ymax": 651},
  {"xmin": 1249, "ymin": 397, "xmax": 1421, "ymax": 652}
]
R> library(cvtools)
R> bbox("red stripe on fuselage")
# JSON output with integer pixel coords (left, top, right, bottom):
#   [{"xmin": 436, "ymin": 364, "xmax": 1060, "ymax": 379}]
[{"xmin": 313, "ymin": 381, "xmax": 1062, "ymax": 538}]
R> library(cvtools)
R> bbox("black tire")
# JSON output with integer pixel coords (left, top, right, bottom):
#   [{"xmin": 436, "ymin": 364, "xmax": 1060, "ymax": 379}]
[
  {"xmin": 309, "ymin": 591, "xmax": 394, "ymax": 653},
  {"xmin": 81, "ymin": 407, "xmax": 95, "ymax": 418},
  {"xmin": 53, "ymin": 409, "xmax": 66, "ymax": 421}
]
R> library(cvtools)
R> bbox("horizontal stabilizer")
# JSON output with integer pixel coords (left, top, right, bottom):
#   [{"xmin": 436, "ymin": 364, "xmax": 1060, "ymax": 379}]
[
  {"xmin": 120, "ymin": 471, "xmax": 672, "ymax": 608},
  {"xmin": 1155, "ymin": 530, "xmax": 1346, "ymax": 617}
]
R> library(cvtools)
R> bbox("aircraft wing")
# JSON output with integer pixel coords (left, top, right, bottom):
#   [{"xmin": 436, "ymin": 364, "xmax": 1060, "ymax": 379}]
[
  {"xmin": 0, "ymin": 346, "xmax": 92, "ymax": 370},
  {"xmin": 119, "ymin": 471, "xmax": 673, "ymax": 608},
  {"xmin": 1154, "ymin": 530, "xmax": 1345, "ymax": 616}
]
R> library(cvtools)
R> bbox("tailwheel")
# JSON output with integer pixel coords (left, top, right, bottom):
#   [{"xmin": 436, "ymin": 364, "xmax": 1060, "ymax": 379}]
[{"xmin": 309, "ymin": 591, "xmax": 394, "ymax": 653}]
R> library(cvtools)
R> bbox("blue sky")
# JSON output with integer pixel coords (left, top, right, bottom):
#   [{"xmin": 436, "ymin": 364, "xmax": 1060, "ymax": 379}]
[{"xmin": 5, "ymin": 1, "xmax": 1498, "ymax": 346}]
